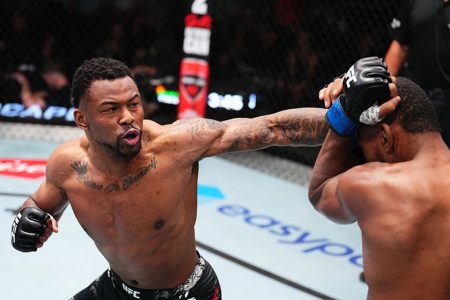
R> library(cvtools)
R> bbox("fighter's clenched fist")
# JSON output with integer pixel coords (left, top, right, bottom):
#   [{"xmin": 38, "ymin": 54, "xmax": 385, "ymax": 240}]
[{"xmin": 11, "ymin": 207, "xmax": 57, "ymax": 252}]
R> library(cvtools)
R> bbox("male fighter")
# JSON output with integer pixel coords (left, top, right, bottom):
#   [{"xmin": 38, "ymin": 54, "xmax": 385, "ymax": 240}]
[
  {"xmin": 10, "ymin": 57, "xmax": 335, "ymax": 300},
  {"xmin": 310, "ymin": 59, "xmax": 450, "ymax": 299}
]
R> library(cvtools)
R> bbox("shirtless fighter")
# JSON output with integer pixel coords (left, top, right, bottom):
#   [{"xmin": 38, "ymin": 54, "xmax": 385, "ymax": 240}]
[
  {"xmin": 10, "ymin": 57, "xmax": 331, "ymax": 300},
  {"xmin": 310, "ymin": 58, "xmax": 450, "ymax": 299}
]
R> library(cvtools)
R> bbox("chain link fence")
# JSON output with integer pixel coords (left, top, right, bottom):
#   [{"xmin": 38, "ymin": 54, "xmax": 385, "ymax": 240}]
[
  {"xmin": 209, "ymin": 0, "xmax": 402, "ymax": 164},
  {"xmin": 0, "ymin": 0, "xmax": 401, "ymax": 165}
]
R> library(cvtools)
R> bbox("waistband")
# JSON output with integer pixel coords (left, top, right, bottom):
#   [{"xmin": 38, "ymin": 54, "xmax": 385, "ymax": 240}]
[{"xmin": 108, "ymin": 254, "xmax": 206, "ymax": 299}]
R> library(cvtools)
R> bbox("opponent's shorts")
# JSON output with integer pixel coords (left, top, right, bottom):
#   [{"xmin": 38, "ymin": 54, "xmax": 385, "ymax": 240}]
[{"xmin": 70, "ymin": 252, "xmax": 221, "ymax": 300}]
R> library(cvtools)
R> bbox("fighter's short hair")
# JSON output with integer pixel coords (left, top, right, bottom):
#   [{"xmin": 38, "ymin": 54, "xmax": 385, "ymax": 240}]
[
  {"xmin": 70, "ymin": 57, "xmax": 133, "ymax": 108},
  {"xmin": 385, "ymin": 77, "xmax": 441, "ymax": 133}
]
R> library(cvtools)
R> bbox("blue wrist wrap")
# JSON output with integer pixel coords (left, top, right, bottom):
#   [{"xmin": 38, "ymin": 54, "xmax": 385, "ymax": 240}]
[{"xmin": 325, "ymin": 96, "xmax": 358, "ymax": 136}]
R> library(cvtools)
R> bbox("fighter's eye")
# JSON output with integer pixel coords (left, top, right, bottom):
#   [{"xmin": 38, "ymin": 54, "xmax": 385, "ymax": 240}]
[{"xmin": 103, "ymin": 107, "xmax": 117, "ymax": 112}]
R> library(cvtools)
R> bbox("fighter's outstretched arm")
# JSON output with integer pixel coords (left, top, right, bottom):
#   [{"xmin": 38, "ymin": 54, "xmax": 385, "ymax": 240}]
[{"xmin": 195, "ymin": 107, "xmax": 328, "ymax": 158}]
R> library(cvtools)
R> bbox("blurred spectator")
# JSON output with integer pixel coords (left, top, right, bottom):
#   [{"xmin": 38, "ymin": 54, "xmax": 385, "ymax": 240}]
[
  {"xmin": 11, "ymin": 64, "xmax": 47, "ymax": 108},
  {"xmin": 5, "ymin": 61, "xmax": 71, "ymax": 109},
  {"xmin": 384, "ymin": 0, "xmax": 450, "ymax": 146},
  {"xmin": 0, "ymin": 0, "xmax": 403, "ymax": 125},
  {"xmin": 41, "ymin": 60, "xmax": 71, "ymax": 108}
]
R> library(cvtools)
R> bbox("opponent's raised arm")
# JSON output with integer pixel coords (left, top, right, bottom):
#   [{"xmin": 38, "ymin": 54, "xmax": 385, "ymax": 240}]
[
  {"xmin": 11, "ymin": 146, "xmax": 70, "ymax": 252},
  {"xmin": 309, "ymin": 57, "xmax": 400, "ymax": 223}
]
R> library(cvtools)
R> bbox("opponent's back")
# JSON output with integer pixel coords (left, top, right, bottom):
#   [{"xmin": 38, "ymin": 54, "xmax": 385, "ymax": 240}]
[{"xmin": 351, "ymin": 154, "xmax": 450, "ymax": 299}]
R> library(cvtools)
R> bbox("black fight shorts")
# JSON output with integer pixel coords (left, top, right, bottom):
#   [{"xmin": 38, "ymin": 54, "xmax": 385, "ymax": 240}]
[{"xmin": 70, "ymin": 253, "xmax": 221, "ymax": 300}]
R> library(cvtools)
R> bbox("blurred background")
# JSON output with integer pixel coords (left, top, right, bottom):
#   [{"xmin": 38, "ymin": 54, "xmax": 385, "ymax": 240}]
[{"xmin": 0, "ymin": 0, "xmax": 401, "ymax": 165}]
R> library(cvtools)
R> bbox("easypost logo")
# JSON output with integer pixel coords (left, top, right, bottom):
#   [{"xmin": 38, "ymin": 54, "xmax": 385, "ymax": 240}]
[
  {"xmin": 217, "ymin": 202, "xmax": 363, "ymax": 269},
  {"xmin": 0, "ymin": 158, "xmax": 47, "ymax": 179},
  {"xmin": 196, "ymin": 183, "xmax": 363, "ymax": 269}
]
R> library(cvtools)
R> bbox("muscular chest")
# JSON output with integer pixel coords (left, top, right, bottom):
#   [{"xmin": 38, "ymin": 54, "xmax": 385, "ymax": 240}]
[{"xmin": 63, "ymin": 157, "xmax": 198, "ymax": 239}]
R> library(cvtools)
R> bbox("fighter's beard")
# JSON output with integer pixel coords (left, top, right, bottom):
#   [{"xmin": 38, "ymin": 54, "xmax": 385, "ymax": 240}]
[{"xmin": 102, "ymin": 127, "xmax": 143, "ymax": 159}]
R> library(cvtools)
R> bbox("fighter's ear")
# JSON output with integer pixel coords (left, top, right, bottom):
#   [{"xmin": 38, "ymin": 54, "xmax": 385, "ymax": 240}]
[
  {"xmin": 379, "ymin": 123, "xmax": 394, "ymax": 155},
  {"xmin": 74, "ymin": 108, "xmax": 88, "ymax": 129}
]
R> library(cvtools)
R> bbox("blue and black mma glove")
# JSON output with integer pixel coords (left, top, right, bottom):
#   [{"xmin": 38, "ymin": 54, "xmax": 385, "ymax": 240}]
[
  {"xmin": 11, "ymin": 207, "xmax": 51, "ymax": 252},
  {"xmin": 326, "ymin": 56, "xmax": 392, "ymax": 136}
]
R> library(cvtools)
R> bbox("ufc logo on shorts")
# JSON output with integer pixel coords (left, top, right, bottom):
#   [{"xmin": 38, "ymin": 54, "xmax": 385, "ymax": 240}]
[
  {"xmin": 345, "ymin": 65, "xmax": 357, "ymax": 88},
  {"xmin": 122, "ymin": 283, "xmax": 140, "ymax": 299}
]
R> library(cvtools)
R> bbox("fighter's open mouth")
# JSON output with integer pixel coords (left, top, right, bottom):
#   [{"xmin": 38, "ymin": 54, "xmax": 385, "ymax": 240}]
[
  {"xmin": 121, "ymin": 128, "xmax": 139, "ymax": 139},
  {"xmin": 121, "ymin": 129, "xmax": 141, "ymax": 145},
  {"xmin": 124, "ymin": 131, "xmax": 138, "ymax": 140}
]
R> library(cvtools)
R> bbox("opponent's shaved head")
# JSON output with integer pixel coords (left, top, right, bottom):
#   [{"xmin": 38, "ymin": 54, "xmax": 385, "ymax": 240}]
[
  {"xmin": 70, "ymin": 57, "xmax": 133, "ymax": 108},
  {"xmin": 384, "ymin": 77, "xmax": 441, "ymax": 133}
]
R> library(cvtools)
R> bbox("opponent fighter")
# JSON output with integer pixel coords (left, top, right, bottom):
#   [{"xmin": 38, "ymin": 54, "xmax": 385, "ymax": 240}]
[
  {"xmin": 10, "ymin": 57, "xmax": 332, "ymax": 300},
  {"xmin": 310, "ymin": 58, "xmax": 450, "ymax": 299}
]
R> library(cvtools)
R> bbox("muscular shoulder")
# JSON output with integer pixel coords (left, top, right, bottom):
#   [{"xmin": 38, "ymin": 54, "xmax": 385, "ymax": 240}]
[
  {"xmin": 142, "ymin": 119, "xmax": 164, "ymax": 137},
  {"xmin": 341, "ymin": 161, "xmax": 407, "ymax": 185},
  {"xmin": 337, "ymin": 163, "xmax": 408, "ymax": 216},
  {"xmin": 166, "ymin": 118, "xmax": 224, "ymax": 138},
  {"xmin": 144, "ymin": 118, "xmax": 225, "ymax": 154},
  {"xmin": 339, "ymin": 163, "xmax": 388, "ymax": 188},
  {"xmin": 46, "ymin": 137, "xmax": 85, "ymax": 185}
]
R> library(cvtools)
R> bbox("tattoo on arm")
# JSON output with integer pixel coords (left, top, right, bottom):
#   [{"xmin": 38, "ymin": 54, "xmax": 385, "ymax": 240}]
[
  {"xmin": 224, "ymin": 109, "xmax": 328, "ymax": 152},
  {"xmin": 278, "ymin": 114, "xmax": 329, "ymax": 145},
  {"xmin": 172, "ymin": 118, "xmax": 225, "ymax": 134},
  {"xmin": 70, "ymin": 156, "xmax": 157, "ymax": 192},
  {"xmin": 170, "ymin": 118, "xmax": 227, "ymax": 150},
  {"xmin": 226, "ymin": 120, "xmax": 276, "ymax": 151},
  {"xmin": 204, "ymin": 119, "xmax": 226, "ymax": 130}
]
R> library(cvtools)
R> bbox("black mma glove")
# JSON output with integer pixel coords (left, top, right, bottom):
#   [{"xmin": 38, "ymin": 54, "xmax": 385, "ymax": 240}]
[
  {"xmin": 11, "ymin": 207, "xmax": 50, "ymax": 252},
  {"xmin": 326, "ymin": 56, "xmax": 392, "ymax": 136}
]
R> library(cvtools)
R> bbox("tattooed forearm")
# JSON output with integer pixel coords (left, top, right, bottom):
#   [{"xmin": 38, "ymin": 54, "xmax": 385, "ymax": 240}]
[
  {"xmin": 204, "ymin": 119, "xmax": 226, "ymax": 130},
  {"xmin": 222, "ymin": 109, "xmax": 327, "ymax": 152},
  {"xmin": 70, "ymin": 156, "xmax": 157, "ymax": 192},
  {"xmin": 279, "ymin": 117, "xmax": 329, "ymax": 145},
  {"xmin": 276, "ymin": 109, "xmax": 328, "ymax": 146},
  {"xmin": 223, "ymin": 119, "xmax": 277, "ymax": 151}
]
